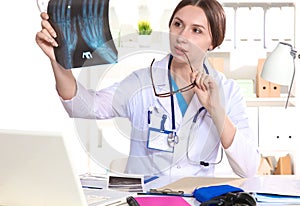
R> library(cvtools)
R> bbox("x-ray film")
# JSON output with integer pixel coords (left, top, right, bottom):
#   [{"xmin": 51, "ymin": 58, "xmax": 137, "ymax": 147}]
[{"xmin": 47, "ymin": 0, "xmax": 118, "ymax": 69}]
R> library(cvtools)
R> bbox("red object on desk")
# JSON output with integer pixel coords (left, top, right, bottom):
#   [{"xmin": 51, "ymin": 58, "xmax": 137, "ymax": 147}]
[{"xmin": 135, "ymin": 196, "xmax": 191, "ymax": 206}]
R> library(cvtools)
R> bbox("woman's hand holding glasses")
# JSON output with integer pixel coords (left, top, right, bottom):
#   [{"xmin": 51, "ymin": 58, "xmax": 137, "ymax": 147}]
[{"xmin": 191, "ymin": 68, "xmax": 221, "ymax": 115}]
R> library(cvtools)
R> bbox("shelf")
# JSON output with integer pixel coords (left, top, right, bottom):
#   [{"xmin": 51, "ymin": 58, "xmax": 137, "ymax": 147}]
[
  {"xmin": 246, "ymin": 96, "xmax": 296, "ymax": 107},
  {"xmin": 222, "ymin": 2, "xmax": 295, "ymax": 8}
]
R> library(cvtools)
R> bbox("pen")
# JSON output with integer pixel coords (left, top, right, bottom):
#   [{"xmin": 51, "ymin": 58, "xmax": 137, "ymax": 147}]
[
  {"xmin": 137, "ymin": 192, "xmax": 194, "ymax": 197},
  {"xmin": 148, "ymin": 109, "xmax": 152, "ymax": 124},
  {"xmin": 82, "ymin": 185, "xmax": 103, "ymax": 190},
  {"xmin": 126, "ymin": 196, "xmax": 140, "ymax": 206},
  {"xmin": 144, "ymin": 176, "xmax": 159, "ymax": 184},
  {"xmin": 137, "ymin": 189, "xmax": 194, "ymax": 197}
]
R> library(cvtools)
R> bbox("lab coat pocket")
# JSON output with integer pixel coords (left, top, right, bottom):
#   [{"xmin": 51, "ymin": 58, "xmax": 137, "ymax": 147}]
[{"xmin": 148, "ymin": 106, "xmax": 171, "ymax": 131}]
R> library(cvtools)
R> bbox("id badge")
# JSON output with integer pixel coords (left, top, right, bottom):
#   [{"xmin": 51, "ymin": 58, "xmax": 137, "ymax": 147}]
[{"xmin": 147, "ymin": 127, "xmax": 174, "ymax": 153}]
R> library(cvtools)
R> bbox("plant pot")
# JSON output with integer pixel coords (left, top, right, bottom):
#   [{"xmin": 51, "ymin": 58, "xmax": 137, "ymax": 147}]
[{"xmin": 138, "ymin": 34, "xmax": 152, "ymax": 47}]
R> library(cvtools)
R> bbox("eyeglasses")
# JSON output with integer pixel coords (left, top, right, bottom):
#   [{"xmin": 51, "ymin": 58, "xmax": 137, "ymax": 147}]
[{"xmin": 149, "ymin": 54, "xmax": 196, "ymax": 98}]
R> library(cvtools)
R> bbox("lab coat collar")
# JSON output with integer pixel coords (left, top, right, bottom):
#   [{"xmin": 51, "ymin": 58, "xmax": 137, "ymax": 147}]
[
  {"xmin": 151, "ymin": 55, "xmax": 225, "ymax": 127},
  {"xmin": 181, "ymin": 95, "xmax": 203, "ymax": 127},
  {"xmin": 151, "ymin": 55, "xmax": 174, "ymax": 118},
  {"xmin": 151, "ymin": 54, "xmax": 205, "ymax": 127},
  {"xmin": 151, "ymin": 54, "xmax": 170, "ymax": 88}
]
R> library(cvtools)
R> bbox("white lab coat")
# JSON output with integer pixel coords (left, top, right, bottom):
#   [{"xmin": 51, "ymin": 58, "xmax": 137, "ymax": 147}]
[{"xmin": 61, "ymin": 54, "xmax": 260, "ymax": 177}]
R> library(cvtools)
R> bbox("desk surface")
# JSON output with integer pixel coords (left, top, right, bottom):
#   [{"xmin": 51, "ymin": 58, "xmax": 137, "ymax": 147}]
[
  {"xmin": 85, "ymin": 175, "xmax": 300, "ymax": 206},
  {"xmin": 143, "ymin": 175, "xmax": 300, "ymax": 206}
]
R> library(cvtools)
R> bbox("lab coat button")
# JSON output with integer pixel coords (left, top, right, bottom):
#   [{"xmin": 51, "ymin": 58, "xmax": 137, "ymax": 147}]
[{"xmin": 177, "ymin": 165, "xmax": 181, "ymax": 169}]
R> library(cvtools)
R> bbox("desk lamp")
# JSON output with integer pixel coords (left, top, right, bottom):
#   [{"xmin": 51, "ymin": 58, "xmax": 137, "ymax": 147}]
[{"xmin": 261, "ymin": 42, "xmax": 297, "ymax": 108}]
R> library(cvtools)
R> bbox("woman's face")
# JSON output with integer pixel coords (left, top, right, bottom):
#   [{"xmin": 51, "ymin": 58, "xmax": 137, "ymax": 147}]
[{"xmin": 169, "ymin": 5, "xmax": 213, "ymax": 68}]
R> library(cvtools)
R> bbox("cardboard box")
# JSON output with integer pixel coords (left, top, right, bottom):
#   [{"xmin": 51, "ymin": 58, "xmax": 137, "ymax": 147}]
[
  {"xmin": 208, "ymin": 57, "xmax": 224, "ymax": 73},
  {"xmin": 256, "ymin": 59, "xmax": 280, "ymax": 97},
  {"xmin": 257, "ymin": 157, "xmax": 272, "ymax": 175},
  {"xmin": 257, "ymin": 155, "xmax": 293, "ymax": 175},
  {"xmin": 274, "ymin": 154, "xmax": 292, "ymax": 175},
  {"xmin": 269, "ymin": 82, "xmax": 281, "ymax": 97}
]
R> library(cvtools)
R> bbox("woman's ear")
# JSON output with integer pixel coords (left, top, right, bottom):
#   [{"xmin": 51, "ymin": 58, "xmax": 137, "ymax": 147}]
[{"xmin": 208, "ymin": 45, "xmax": 213, "ymax": 51}]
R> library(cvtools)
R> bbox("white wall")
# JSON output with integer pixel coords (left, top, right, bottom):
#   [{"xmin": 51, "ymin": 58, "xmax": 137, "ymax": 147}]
[
  {"xmin": 110, "ymin": 0, "xmax": 299, "ymax": 83},
  {"xmin": 0, "ymin": 0, "xmax": 88, "ymax": 175}
]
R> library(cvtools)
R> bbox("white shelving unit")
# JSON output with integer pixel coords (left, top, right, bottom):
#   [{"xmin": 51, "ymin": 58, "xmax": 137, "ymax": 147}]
[
  {"xmin": 246, "ymin": 97, "xmax": 296, "ymax": 107},
  {"xmin": 243, "ymin": 95, "xmax": 298, "ymax": 175},
  {"xmin": 258, "ymin": 106, "xmax": 299, "ymax": 175}
]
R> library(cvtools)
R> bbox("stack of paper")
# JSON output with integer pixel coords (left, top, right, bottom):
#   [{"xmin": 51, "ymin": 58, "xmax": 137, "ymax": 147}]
[
  {"xmin": 254, "ymin": 193, "xmax": 300, "ymax": 204},
  {"xmin": 242, "ymin": 176, "xmax": 300, "ymax": 204}
]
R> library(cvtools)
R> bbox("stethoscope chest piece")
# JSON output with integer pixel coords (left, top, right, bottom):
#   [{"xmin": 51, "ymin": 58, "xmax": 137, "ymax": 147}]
[{"xmin": 167, "ymin": 132, "xmax": 179, "ymax": 147}]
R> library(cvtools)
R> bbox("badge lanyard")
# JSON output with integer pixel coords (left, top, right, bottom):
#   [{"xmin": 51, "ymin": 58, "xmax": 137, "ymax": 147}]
[
  {"xmin": 147, "ymin": 55, "xmax": 216, "ymax": 157},
  {"xmin": 148, "ymin": 55, "xmax": 223, "ymax": 166},
  {"xmin": 167, "ymin": 55, "xmax": 178, "ymax": 147},
  {"xmin": 166, "ymin": 55, "xmax": 209, "ymax": 147}
]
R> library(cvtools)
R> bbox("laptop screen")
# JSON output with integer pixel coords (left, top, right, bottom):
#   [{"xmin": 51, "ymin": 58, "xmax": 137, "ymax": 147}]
[{"xmin": 0, "ymin": 129, "xmax": 88, "ymax": 206}]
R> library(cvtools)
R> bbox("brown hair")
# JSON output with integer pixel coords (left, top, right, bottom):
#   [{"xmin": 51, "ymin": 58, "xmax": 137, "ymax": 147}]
[{"xmin": 169, "ymin": 0, "xmax": 226, "ymax": 50}]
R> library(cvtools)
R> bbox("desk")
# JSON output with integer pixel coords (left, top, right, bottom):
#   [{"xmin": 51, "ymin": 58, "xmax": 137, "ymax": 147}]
[
  {"xmin": 86, "ymin": 175, "xmax": 300, "ymax": 205},
  {"xmin": 143, "ymin": 175, "xmax": 300, "ymax": 206},
  {"xmin": 144, "ymin": 176, "xmax": 200, "ymax": 205}
]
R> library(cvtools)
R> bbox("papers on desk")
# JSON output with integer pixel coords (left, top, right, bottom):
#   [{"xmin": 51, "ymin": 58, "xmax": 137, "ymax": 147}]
[
  {"xmin": 79, "ymin": 174, "xmax": 133, "ymax": 206},
  {"xmin": 254, "ymin": 193, "xmax": 300, "ymax": 204},
  {"xmin": 108, "ymin": 174, "xmax": 144, "ymax": 192},
  {"xmin": 241, "ymin": 176, "xmax": 300, "ymax": 204},
  {"xmin": 80, "ymin": 174, "xmax": 107, "ymax": 189},
  {"xmin": 153, "ymin": 176, "xmax": 300, "ymax": 205},
  {"xmin": 241, "ymin": 175, "xmax": 300, "ymax": 196},
  {"xmin": 158, "ymin": 177, "xmax": 245, "ymax": 194}
]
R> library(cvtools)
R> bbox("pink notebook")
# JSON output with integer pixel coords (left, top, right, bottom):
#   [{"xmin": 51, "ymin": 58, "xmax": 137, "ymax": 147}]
[{"xmin": 135, "ymin": 196, "xmax": 191, "ymax": 206}]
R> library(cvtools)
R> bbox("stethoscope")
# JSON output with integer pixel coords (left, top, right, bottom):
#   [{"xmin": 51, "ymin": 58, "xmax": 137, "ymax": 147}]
[
  {"xmin": 185, "ymin": 107, "xmax": 224, "ymax": 166},
  {"xmin": 165, "ymin": 55, "xmax": 223, "ymax": 167},
  {"xmin": 166, "ymin": 54, "xmax": 208, "ymax": 147}
]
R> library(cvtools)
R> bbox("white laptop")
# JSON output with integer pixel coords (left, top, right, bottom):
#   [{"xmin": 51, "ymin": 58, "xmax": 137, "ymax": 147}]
[{"xmin": 0, "ymin": 129, "xmax": 129, "ymax": 206}]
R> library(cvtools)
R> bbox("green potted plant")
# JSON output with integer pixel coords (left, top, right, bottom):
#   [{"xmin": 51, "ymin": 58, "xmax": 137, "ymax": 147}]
[
  {"xmin": 138, "ymin": 20, "xmax": 152, "ymax": 35},
  {"xmin": 138, "ymin": 20, "xmax": 152, "ymax": 47}
]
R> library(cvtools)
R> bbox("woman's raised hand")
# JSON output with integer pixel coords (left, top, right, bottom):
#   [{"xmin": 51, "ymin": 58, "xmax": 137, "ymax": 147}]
[{"xmin": 35, "ymin": 12, "xmax": 58, "ymax": 61}]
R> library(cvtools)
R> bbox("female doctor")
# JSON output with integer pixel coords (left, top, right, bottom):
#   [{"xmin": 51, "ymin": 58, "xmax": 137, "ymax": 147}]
[{"xmin": 36, "ymin": 0, "xmax": 260, "ymax": 177}]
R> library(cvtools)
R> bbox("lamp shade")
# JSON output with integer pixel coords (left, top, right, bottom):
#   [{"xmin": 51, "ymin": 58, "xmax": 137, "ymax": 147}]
[{"xmin": 261, "ymin": 42, "xmax": 295, "ymax": 86}]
